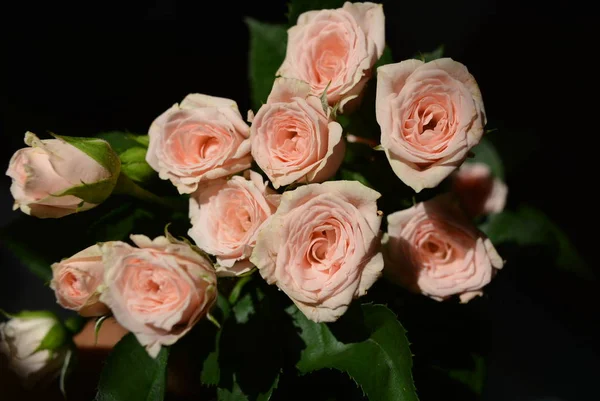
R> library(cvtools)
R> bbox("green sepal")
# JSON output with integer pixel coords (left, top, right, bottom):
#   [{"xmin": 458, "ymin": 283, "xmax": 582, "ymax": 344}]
[
  {"xmin": 36, "ymin": 321, "xmax": 68, "ymax": 353},
  {"xmin": 50, "ymin": 133, "xmax": 121, "ymax": 176}
]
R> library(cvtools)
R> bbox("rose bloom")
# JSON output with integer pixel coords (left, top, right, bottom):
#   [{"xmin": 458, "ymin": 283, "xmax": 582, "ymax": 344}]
[
  {"xmin": 384, "ymin": 194, "xmax": 503, "ymax": 303},
  {"xmin": 451, "ymin": 162, "xmax": 507, "ymax": 217},
  {"xmin": 188, "ymin": 170, "xmax": 280, "ymax": 276},
  {"xmin": 100, "ymin": 235, "xmax": 217, "ymax": 357},
  {"xmin": 250, "ymin": 181, "xmax": 384, "ymax": 323},
  {"xmin": 251, "ymin": 78, "xmax": 345, "ymax": 188},
  {"xmin": 376, "ymin": 58, "xmax": 487, "ymax": 192},
  {"xmin": 278, "ymin": 2, "xmax": 385, "ymax": 111},
  {"xmin": 147, "ymin": 94, "xmax": 251, "ymax": 194},
  {"xmin": 50, "ymin": 245, "xmax": 109, "ymax": 317},
  {"xmin": 6, "ymin": 132, "xmax": 111, "ymax": 218}
]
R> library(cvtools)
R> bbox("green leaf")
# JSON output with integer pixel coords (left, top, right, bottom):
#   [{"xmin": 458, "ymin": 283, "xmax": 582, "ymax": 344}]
[
  {"xmin": 64, "ymin": 315, "xmax": 85, "ymax": 334},
  {"xmin": 95, "ymin": 333, "xmax": 169, "ymax": 401},
  {"xmin": 339, "ymin": 169, "xmax": 373, "ymax": 188},
  {"xmin": 468, "ymin": 137, "xmax": 504, "ymax": 180},
  {"xmin": 415, "ymin": 45, "xmax": 445, "ymax": 62},
  {"xmin": 445, "ymin": 354, "xmax": 485, "ymax": 396},
  {"xmin": 246, "ymin": 18, "xmax": 288, "ymax": 111},
  {"xmin": 96, "ymin": 131, "xmax": 149, "ymax": 153},
  {"xmin": 217, "ymin": 374, "xmax": 279, "ymax": 401},
  {"xmin": 375, "ymin": 46, "xmax": 393, "ymax": 69},
  {"xmin": 480, "ymin": 205, "xmax": 594, "ymax": 280},
  {"xmin": 50, "ymin": 133, "xmax": 121, "ymax": 176},
  {"xmin": 37, "ymin": 321, "xmax": 68, "ymax": 352},
  {"xmin": 287, "ymin": 0, "xmax": 346, "ymax": 25},
  {"xmin": 289, "ymin": 304, "xmax": 419, "ymax": 401},
  {"xmin": 119, "ymin": 147, "xmax": 156, "ymax": 183}
]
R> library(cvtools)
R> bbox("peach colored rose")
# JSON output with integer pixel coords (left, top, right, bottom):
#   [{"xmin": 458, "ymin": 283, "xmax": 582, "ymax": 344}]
[
  {"xmin": 188, "ymin": 170, "xmax": 280, "ymax": 276},
  {"xmin": 277, "ymin": 2, "xmax": 385, "ymax": 111},
  {"xmin": 99, "ymin": 235, "xmax": 217, "ymax": 357},
  {"xmin": 6, "ymin": 132, "xmax": 111, "ymax": 218},
  {"xmin": 250, "ymin": 181, "xmax": 384, "ymax": 322},
  {"xmin": 251, "ymin": 78, "xmax": 345, "ymax": 189},
  {"xmin": 452, "ymin": 162, "xmax": 507, "ymax": 217},
  {"xmin": 50, "ymin": 245, "xmax": 109, "ymax": 317},
  {"xmin": 147, "ymin": 94, "xmax": 252, "ymax": 194},
  {"xmin": 384, "ymin": 194, "xmax": 503, "ymax": 303},
  {"xmin": 376, "ymin": 58, "xmax": 487, "ymax": 192}
]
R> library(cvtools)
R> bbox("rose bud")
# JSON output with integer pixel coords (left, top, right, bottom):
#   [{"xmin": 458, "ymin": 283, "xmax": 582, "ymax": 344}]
[
  {"xmin": 50, "ymin": 245, "xmax": 109, "ymax": 317},
  {"xmin": 376, "ymin": 58, "xmax": 486, "ymax": 192},
  {"xmin": 99, "ymin": 235, "xmax": 217, "ymax": 358},
  {"xmin": 384, "ymin": 194, "xmax": 503, "ymax": 303},
  {"xmin": 251, "ymin": 181, "xmax": 384, "ymax": 323},
  {"xmin": 451, "ymin": 162, "xmax": 507, "ymax": 217},
  {"xmin": 5, "ymin": 132, "xmax": 120, "ymax": 218}
]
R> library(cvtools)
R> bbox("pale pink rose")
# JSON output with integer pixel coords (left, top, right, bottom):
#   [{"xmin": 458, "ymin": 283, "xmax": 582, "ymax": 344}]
[
  {"xmin": 147, "ymin": 94, "xmax": 252, "ymax": 194},
  {"xmin": 99, "ymin": 235, "xmax": 217, "ymax": 357},
  {"xmin": 50, "ymin": 245, "xmax": 109, "ymax": 317},
  {"xmin": 278, "ymin": 2, "xmax": 385, "ymax": 111},
  {"xmin": 384, "ymin": 194, "xmax": 503, "ymax": 303},
  {"xmin": 250, "ymin": 181, "xmax": 384, "ymax": 322},
  {"xmin": 452, "ymin": 162, "xmax": 507, "ymax": 217},
  {"xmin": 188, "ymin": 170, "xmax": 280, "ymax": 276},
  {"xmin": 5, "ymin": 132, "xmax": 111, "ymax": 218},
  {"xmin": 376, "ymin": 58, "xmax": 487, "ymax": 192},
  {"xmin": 251, "ymin": 78, "xmax": 345, "ymax": 189}
]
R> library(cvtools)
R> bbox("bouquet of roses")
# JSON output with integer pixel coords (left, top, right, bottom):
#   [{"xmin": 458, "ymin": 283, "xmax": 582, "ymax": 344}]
[{"xmin": 1, "ymin": 1, "xmax": 590, "ymax": 400}]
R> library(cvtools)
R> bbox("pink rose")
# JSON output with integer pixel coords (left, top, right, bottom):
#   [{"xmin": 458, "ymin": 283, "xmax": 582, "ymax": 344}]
[
  {"xmin": 376, "ymin": 58, "xmax": 487, "ymax": 192},
  {"xmin": 50, "ymin": 245, "xmax": 109, "ymax": 317},
  {"xmin": 250, "ymin": 181, "xmax": 384, "ymax": 322},
  {"xmin": 147, "ymin": 94, "xmax": 252, "ymax": 194},
  {"xmin": 452, "ymin": 162, "xmax": 507, "ymax": 217},
  {"xmin": 251, "ymin": 78, "xmax": 345, "ymax": 189},
  {"xmin": 6, "ymin": 132, "xmax": 111, "ymax": 218},
  {"xmin": 188, "ymin": 170, "xmax": 280, "ymax": 276},
  {"xmin": 99, "ymin": 235, "xmax": 217, "ymax": 357},
  {"xmin": 277, "ymin": 2, "xmax": 385, "ymax": 111},
  {"xmin": 384, "ymin": 194, "xmax": 503, "ymax": 303}
]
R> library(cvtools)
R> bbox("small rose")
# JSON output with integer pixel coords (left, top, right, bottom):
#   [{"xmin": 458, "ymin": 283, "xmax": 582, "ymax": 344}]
[
  {"xmin": 251, "ymin": 77, "xmax": 345, "ymax": 188},
  {"xmin": 278, "ymin": 2, "xmax": 385, "ymax": 111},
  {"xmin": 376, "ymin": 58, "xmax": 486, "ymax": 192},
  {"xmin": 147, "ymin": 94, "xmax": 252, "ymax": 194},
  {"xmin": 451, "ymin": 162, "xmax": 507, "ymax": 217},
  {"xmin": 5, "ymin": 132, "xmax": 119, "ymax": 218},
  {"xmin": 189, "ymin": 170, "xmax": 279, "ymax": 276},
  {"xmin": 99, "ymin": 235, "xmax": 217, "ymax": 357},
  {"xmin": 251, "ymin": 181, "xmax": 383, "ymax": 323},
  {"xmin": 384, "ymin": 194, "xmax": 503, "ymax": 303},
  {"xmin": 50, "ymin": 245, "xmax": 109, "ymax": 317}
]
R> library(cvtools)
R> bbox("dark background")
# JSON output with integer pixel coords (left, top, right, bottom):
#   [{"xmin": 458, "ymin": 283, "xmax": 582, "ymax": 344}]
[{"xmin": 1, "ymin": 1, "xmax": 597, "ymax": 400}]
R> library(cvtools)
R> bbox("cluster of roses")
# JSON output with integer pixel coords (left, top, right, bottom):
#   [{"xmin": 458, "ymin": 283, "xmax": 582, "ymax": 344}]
[{"xmin": 3, "ymin": 1, "xmax": 507, "ymax": 362}]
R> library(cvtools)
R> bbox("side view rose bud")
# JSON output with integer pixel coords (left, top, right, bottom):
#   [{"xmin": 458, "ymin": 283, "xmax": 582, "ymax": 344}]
[
  {"xmin": 250, "ymin": 181, "xmax": 384, "ymax": 323},
  {"xmin": 0, "ymin": 311, "xmax": 68, "ymax": 387},
  {"xmin": 376, "ymin": 58, "xmax": 486, "ymax": 192},
  {"xmin": 5, "ymin": 132, "xmax": 120, "ymax": 218},
  {"xmin": 147, "ymin": 94, "xmax": 252, "ymax": 194},
  {"xmin": 384, "ymin": 194, "xmax": 503, "ymax": 303},
  {"xmin": 251, "ymin": 78, "xmax": 345, "ymax": 188},
  {"xmin": 189, "ymin": 170, "xmax": 280, "ymax": 276},
  {"xmin": 100, "ymin": 235, "xmax": 217, "ymax": 358},
  {"xmin": 451, "ymin": 162, "xmax": 507, "ymax": 217},
  {"xmin": 50, "ymin": 245, "xmax": 109, "ymax": 317},
  {"xmin": 278, "ymin": 2, "xmax": 385, "ymax": 112}
]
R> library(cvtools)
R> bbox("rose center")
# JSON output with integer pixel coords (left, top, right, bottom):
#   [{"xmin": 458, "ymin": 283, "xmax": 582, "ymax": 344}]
[{"xmin": 199, "ymin": 137, "xmax": 220, "ymax": 159}]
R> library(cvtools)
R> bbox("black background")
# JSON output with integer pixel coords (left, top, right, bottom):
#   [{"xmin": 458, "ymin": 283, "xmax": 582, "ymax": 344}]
[{"xmin": 1, "ymin": 1, "xmax": 597, "ymax": 400}]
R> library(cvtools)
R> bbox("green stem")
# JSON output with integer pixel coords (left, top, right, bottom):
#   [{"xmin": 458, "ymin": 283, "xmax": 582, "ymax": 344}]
[{"xmin": 113, "ymin": 173, "xmax": 183, "ymax": 211}]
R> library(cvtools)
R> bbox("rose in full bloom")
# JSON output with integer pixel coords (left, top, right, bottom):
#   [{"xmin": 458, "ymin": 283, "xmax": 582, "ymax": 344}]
[
  {"xmin": 6, "ymin": 132, "xmax": 113, "ymax": 218},
  {"xmin": 100, "ymin": 235, "xmax": 217, "ymax": 357},
  {"xmin": 250, "ymin": 181, "xmax": 384, "ymax": 322},
  {"xmin": 451, "ymin": 162, "xmax": 507, "ymax": 217},
  {"xmin": 188, "ymin": 170, "xmax": 280, "ymax": 276},
  {"xmin": 50, "ymin": 245, "xmax": 109, "ymax": 317},
  {"xmin": 251, "ymin": 78, "xmax": 345, "ymax": 189},
  {"xmin": 376, "ymin": 58, "xmax": 487, "ymax": 192},
  {"xmin": 147, "ymin": 94, "xmax": 252, "ymax": 194},
  {"xmin": 0, "ymin": 313, "xmax": 67, "ymax": 386},
  {"xmin": 277, "ymin": 2, "xmax": 385, "ymax": 111},
  {"xmin": 384, "ymin": 194, "xmax": 503, "ymax": 303}
]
